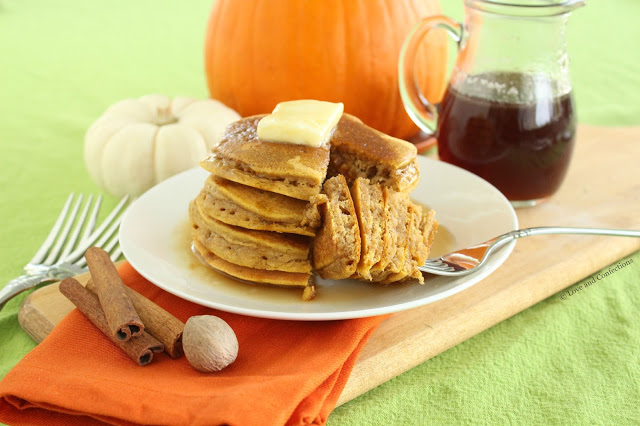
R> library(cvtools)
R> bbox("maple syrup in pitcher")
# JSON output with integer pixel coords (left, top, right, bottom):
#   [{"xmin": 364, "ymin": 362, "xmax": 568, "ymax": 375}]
[
  {"xmin": 398, "ymin": 0, "xmax": 584, "ymax": 206},
  {"xmin": 437, "ymin": 72, "xmax": 576, "ymax": 203}
]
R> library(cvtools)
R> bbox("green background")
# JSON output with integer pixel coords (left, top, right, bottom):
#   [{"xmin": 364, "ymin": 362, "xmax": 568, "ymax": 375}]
[{"xmin": 1, "ymin": 0, "xmax": 639, "ymax": 424}]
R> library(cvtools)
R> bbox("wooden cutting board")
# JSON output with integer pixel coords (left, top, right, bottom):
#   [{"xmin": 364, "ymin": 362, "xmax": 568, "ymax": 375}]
[{"xmin": 18, "ymin": 125, "xmax": 640, "ymax": 407}]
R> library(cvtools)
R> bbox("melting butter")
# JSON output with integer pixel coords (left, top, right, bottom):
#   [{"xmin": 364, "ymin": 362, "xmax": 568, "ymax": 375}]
[{"xmin": 257, "ymin": 100, "xmax": 344, "ymax": 147}]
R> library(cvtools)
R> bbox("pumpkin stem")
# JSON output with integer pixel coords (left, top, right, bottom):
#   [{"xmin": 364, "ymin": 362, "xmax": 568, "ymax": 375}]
[{"xmin": 155, "ymin": 106, "xmax": 178, "ymax": 126}]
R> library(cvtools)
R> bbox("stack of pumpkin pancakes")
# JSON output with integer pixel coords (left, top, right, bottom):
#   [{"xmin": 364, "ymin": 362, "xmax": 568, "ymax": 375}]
[{"xmin": 189, "ymin": 113, "xmax": 438, "ymax": 300}]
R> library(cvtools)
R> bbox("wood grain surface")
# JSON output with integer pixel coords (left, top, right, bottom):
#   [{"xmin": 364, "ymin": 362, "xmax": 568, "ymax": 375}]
[{"xmin": 17, "ymin": 125, "xmax": 640, "ymax": 406}]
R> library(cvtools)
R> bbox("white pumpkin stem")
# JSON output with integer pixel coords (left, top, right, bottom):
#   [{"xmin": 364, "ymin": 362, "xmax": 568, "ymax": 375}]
[{"xmin": 155, "ymin": 106, "xmax": 178, "ymax": 126}]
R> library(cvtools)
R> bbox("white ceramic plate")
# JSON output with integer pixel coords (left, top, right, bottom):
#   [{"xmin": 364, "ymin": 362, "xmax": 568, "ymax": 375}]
[{"xmin": 120, "ymin": 156, "xmax": 518, "ymax": 320}]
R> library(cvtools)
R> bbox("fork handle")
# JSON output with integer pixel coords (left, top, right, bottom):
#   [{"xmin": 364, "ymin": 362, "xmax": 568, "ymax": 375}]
[
  {"xmin": 509, "ymin": 226, "xmax": 640, "ymax": 240},
  {"xmin": 471, "ymin": 226, "xmax": 640, "ymax": 269},
  {"xmin": 0, "ymin": 274, "xmax": 49, "ymax": 311},
  {"xmin": 492, "ymin": 226, "xmax": 640, "ymax": 254}
]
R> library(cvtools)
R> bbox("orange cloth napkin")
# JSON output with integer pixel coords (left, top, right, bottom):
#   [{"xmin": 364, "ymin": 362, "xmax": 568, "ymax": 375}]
[{"xmin": 0, "ymin": 263, "xmax": 388, "ymax": 425}]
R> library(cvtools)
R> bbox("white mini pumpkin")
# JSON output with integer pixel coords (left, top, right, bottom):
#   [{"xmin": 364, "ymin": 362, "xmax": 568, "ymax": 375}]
[{"xmin": 84, "ymin": 94, "xmax": 241, "ymax": 197}]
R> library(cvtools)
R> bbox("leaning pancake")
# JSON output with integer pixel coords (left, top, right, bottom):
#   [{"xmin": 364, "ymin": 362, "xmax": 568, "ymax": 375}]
[
  {"xmin": 378, "ymin": 205, "xmax": 438, "ymax": 285},
  {"xmin": 406, "ymin": 202, "xmax": 431, "ymax": 282},
  {"xmin": 190, "ymin": 200, "xmax": 312, "ymax": 273},
  {"xmin": 368, "ymin": 189, "xmax": 413, "ymax": 283},
  {"xmin": 368, "ymin": 187, "xmax": 398, "ymax": 280},
  {"xmin": 380, "ymin": 191, "xmax": 411, "ymax": 281},
  {"xmin": 378, "ymin": 200, "xmax": 423, "ymax": 284},
  {"xmin": 312, "ymin": 175, "xmax": 361, "ymax": 279},
  {"xmin": 350, "ymin": 178, "xmax": 385, "ymax": 280},
  {"xmin": 200, "ymin": 115, "xmax": 330, "ymax": 200},
  {"xmin": 192, "ymin": 239, "xmax": 315, "ymax": 300},
  {"xmin": 200, "ymin": 176, "xmax": 320, "ymax": 236},
  {"xmin": 328, "ymin": 114, "xmax": 419, "ymax": 193},
  {"xmin": 419, "ymin": 208, "xmax": 439, "ymax": 266}
]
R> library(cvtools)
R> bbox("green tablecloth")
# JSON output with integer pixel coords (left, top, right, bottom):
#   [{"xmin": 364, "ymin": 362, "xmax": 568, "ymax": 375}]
[{"xmin": 1, "ymin": 0, "xmax": 638, "ymax": 424}]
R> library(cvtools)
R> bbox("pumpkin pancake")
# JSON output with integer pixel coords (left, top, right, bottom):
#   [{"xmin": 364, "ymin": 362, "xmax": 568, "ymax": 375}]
[
  {"xmin": 190, "ymin": 200, "xmax": 312, "ymax": 273},
  {"xmin": 190, "ymin": 106, "xmax": 431, "ymax": 297},
  {"xmin": 378, "ymin": 205, "xmax": 438, "ymax": 285},
  {"xmin": 369, "ymin": 189, "xmax": 410, "ymax": 282},
  {"xmin": 199, "ymin": 176, "xmax": 320, "ymax": 236},
  {"xmin": 192, "ymin": 238, "xmax": 315, "ymax": 300},
  {"xmin": 378, "ymin": 200, "xmax": 423, "ymax": 284},
  {"xmin": 328, "ymin": 114, "xmax": 419, "ymax": 193},
  {"xmin": 200, "ymin": 115, "xmax": 330, "ymax": 200},
  {"xmin": 349, "ymin": 178, "xmax": 385, "ymax": 280},
  {"xmin": 367, "ymin": 187, "xmax": 397, "ymax": 281},
  {"xmin": 357, "ymin": 187, "xmax": 437, "ymax": 284},
  {"xmin": 311, "ymin": 175, "xmax": 361, "ymax": 279},
  {"xmin": 419, "ymin": 208, "xmax": 439, "ymax": 267}
]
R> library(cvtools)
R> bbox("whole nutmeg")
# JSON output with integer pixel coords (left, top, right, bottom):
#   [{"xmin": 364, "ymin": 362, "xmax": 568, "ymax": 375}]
[{"xmin": 182, "ymin": 315, "xmax": 238, "ymax": 372}]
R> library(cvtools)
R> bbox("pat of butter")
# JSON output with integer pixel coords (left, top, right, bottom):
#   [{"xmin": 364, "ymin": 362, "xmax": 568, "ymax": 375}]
[{"xmin": 257, "ymin": 100, "xmax": 344, "ymax": 147}]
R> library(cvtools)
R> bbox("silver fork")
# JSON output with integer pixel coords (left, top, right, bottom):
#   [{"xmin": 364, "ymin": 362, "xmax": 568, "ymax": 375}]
[
  {"xmin": 0, "ymin": 193, "xmax": 131, "ymax": 310},
  {"xmin": 420, "ymin": 226, "xmax": 640, "ymax": 277}
]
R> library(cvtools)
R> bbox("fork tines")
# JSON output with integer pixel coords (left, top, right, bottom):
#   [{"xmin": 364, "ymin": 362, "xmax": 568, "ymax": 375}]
[
  {"xmin": 423, "ymin": 259, "xmax": 457, "ymax": 273},
  {"xmin": 29, "ymin": 194, "xmax": 130, "ymax": 267}
]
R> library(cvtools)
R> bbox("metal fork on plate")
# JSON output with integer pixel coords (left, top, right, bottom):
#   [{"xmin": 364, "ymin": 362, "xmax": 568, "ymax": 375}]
[
  {"xmin": 0, "ymin": 194, "xmax": 131, "ymax": 310},
  {"xmin": 419, "ymin": 226, "xmax": 640, "ymax": 277}
]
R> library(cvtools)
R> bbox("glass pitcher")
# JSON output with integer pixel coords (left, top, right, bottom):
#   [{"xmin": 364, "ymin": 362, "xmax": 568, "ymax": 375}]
[{"xmin": 399, "ymin": 0, "xmax": 585, "ymax": 207}]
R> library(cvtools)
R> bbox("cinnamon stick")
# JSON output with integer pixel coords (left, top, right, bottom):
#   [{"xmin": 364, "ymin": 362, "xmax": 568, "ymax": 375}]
[
  {"xmin": 86, "ymin": 279, "xmax": 185, "ymax": 358},
  {"xmin": 84, "ymin": 247, "xmax": 144, "ymax": 341},
  {"xmin": 59, "ymin": 277, "xmax": 164, "ymax": 366}
]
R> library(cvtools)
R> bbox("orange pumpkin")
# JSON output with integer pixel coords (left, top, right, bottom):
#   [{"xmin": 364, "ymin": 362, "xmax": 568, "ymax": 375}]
[{"xmin": 204, "ymin": 0, "xmax": 448, "ymax": 140}]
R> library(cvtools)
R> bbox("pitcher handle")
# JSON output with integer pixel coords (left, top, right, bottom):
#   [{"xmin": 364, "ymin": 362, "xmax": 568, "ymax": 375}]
[{"xmin": 399, "ymin": 16, "xmax": 463, "ymax": 136}]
